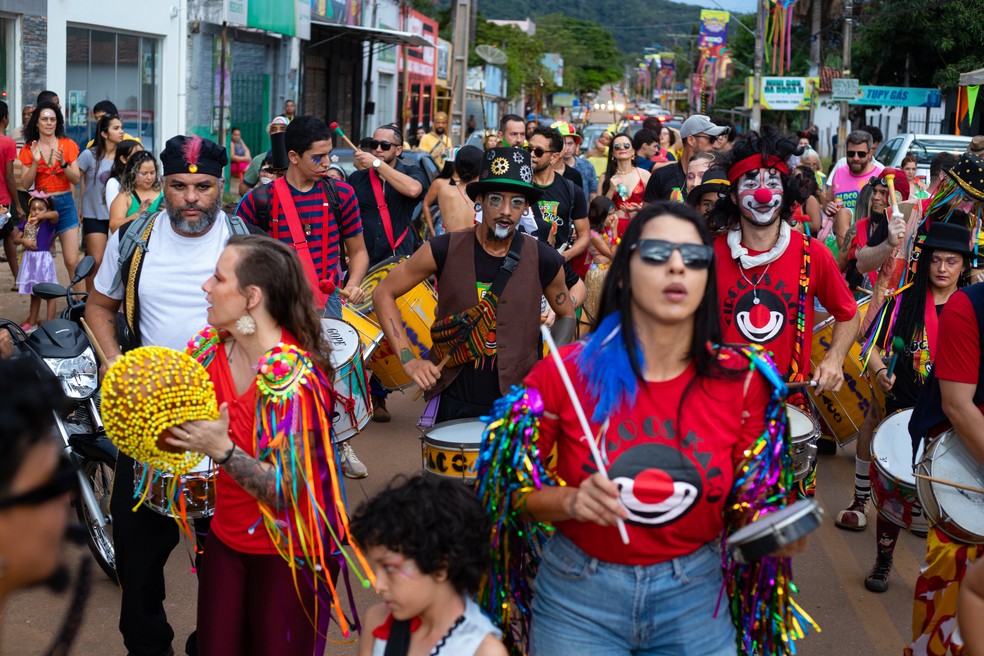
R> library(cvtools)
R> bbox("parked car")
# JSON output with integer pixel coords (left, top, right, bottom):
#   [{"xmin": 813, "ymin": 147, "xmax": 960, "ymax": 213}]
[{"xmin": 876, "ymin": 133, "xmax": 971, "ymax": 183}]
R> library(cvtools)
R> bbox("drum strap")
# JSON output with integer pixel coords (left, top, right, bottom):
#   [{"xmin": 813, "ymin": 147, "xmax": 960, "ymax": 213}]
[
  {"xmin": 370, "ymin": 169, "xmax": 409, "ymax": 254},
  {"xmin": 789, "ymin": 236, "xmax": 812, "ymax": 388},
  {"xmin": 272, "ymin": 176, "xmax": 328, "ymax": 306}
]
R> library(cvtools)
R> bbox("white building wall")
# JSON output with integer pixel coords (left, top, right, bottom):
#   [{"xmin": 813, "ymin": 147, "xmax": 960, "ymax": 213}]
[
  {"xmin": 362, "ymin": 0, "xmax": 401, "ymax": 130},
  {"xmin": 46, "ymin": 0, "xmax": 186, "ymax": 142}
]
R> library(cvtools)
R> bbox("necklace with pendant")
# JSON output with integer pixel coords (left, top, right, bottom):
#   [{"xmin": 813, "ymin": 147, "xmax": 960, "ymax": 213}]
[{"xmin": 738, "ymin": 260, "xmax": 773, "ymax": 305}]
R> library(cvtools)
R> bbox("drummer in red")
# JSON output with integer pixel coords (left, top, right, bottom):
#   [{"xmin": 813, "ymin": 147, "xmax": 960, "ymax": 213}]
[{"xmin": 710, "ymin": 128, "xmax": 859, "ymax": 497}]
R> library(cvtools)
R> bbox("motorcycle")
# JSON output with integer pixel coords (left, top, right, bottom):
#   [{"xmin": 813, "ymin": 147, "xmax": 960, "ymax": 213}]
[{"xmin": 1, "ymin": 255, "xmax": 118, "ymax": 582}]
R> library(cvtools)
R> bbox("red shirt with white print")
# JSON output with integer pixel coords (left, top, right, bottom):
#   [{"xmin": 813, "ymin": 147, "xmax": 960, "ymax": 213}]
[
  {"xmin": 525, "ymin": 343, "xmax": 771, "ymax": 565},
  {"xmin": 714, "ymin": 230, "xmax": 857, "ymax": 377}
]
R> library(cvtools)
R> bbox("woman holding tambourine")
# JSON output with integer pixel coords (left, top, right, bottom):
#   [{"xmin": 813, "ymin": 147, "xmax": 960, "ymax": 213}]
[{"xmin": 476, "ymin": 203, "xmax": 817, "ymax": 656}]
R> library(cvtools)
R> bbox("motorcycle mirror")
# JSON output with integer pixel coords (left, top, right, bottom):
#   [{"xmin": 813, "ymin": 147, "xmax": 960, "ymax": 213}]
[
  {"xmin": 72, "ymin": 256, "xmax": 96, "ymax": 284},
  {"xmin": 32, "ymin": 282, "xmax": 69, "ymax": 300}
]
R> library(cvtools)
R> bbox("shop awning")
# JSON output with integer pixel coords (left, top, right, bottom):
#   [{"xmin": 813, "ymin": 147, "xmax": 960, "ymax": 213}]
[
  {"xmin": 310, "ymin": 18, "xmax": 432, "ymax": 48},
  {"xmin": 960, "ymin": 68, "xmax": 984, "ymax": 86}
]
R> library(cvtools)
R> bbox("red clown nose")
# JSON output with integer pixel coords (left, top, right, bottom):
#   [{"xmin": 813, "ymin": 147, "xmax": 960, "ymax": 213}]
[{"xmin": 753, "ymin": 188, "xmax": 774, "ymax": 204}]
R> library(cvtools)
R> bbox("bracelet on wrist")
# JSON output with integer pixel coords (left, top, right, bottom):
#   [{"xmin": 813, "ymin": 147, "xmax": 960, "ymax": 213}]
[
  {"xmin": 875, "ymin": 368, "xmax": 887, "ymax": 377},
  {"xmin": 215, "ymin": 443, "xmax": 236, "ymax": 465}
]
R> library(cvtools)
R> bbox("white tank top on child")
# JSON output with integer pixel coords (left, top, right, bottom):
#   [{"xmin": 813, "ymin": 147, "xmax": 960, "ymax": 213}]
[{"xmin": 371, "ymin": 597, "xmax": 501, "ymax": 656}]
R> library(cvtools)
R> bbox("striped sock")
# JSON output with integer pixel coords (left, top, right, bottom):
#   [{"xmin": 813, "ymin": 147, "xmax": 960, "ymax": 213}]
[{"xmin": 855, "ymin": 456, "xmax": 871, "ymax": 501}]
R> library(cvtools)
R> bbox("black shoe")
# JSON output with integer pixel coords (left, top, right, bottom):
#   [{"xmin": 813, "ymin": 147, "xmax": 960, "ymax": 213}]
[
  {"xmin": 864, "ymin": 555, "xmax": 892, "ymax": 593},
  {"xmin": 817, "ymin": 436, "xmax": 838, "ymax": 455},
  {"xmin": 371, "ymin": 395, "xmax": 391, "ymax": 423}
]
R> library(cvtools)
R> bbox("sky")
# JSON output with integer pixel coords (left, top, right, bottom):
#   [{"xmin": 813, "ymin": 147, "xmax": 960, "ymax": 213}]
[{"xmin": 674, "ymin": 0, "xmax": 757, "ymax": 15}]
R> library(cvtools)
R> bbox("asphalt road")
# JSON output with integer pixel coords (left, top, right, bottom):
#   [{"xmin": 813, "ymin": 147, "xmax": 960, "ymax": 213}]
[{"xmin": 0, "ymin": 251, "xmax": 929, "ymax": 655}]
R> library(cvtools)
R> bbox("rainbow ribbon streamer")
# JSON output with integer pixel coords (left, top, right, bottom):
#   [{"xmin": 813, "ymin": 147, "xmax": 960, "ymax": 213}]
[
  {"xmin": 474, "ymin": 386, "xmax": 562, "ymax": 656},
  {"xmin": 720, "ymin": 344, "xmax": 820, "ymax": 655}
]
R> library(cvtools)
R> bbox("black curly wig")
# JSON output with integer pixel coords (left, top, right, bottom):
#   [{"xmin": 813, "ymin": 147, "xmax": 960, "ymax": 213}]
[
  {"xmin": 707, "ymin": 126, "xmax": 805, "ymax": 233},
  {"xmin": 349, "ymin": 475, "xmax": 489, "ymax": 594}
]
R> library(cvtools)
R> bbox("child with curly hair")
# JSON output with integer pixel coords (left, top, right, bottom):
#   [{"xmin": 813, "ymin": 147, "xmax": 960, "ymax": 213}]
[{"xmin": 351, "ymin": 476, "xmax": 506, "ymax": 656}]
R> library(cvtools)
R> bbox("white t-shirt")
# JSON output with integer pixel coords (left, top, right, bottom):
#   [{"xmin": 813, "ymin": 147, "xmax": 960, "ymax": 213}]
[
  {"xmin": 104, "ymin": 177, "xmax": 121, "ymax": 210},
  {"xmin": 94, "ymin": 211, "xmax": 231, "ymax": 352}
]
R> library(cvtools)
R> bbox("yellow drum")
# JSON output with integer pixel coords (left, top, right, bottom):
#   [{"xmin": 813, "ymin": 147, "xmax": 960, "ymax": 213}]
[
  {"xmin": 340, "ymin": 306, "xmax": 384, "ymax": 362},
  {"xmin": 350, "ymin": 257, "xmax": 437, "ymax": 391},
  {"xmin": 810, "ymin": 295, "xmax": 886, "ymax": 445}
]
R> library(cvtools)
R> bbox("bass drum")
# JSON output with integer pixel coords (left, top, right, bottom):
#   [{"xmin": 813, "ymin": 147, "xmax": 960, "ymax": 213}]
[{"xmin": 917, "ymin": 429, "xmax": 984, "ymax": 544}]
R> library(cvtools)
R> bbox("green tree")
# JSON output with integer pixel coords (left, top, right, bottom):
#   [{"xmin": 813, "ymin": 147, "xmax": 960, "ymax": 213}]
[
  {"xmin": 536, "ymin": 14, "xmax": 625, "ymax": 93},
  {"xmin": 471, "ymin": 18, "xmax": 547, "ymax": 99},
  {"xmin": 854, "ymin": 0, "xmax": 984, "ymax": 89}
]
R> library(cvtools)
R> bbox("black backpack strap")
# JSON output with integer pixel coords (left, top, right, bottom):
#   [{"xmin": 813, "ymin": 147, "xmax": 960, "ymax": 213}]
[
  {"xmin": 319, "ymin": 177, "xmax": 342, "ymax": 227},
  {"xmin": 486, "ymin": 230, "xmax": 525, "ymax": 302},
  {"xmin": 252, "ymin": 182, "xmax": 272, "ymax": 233}
]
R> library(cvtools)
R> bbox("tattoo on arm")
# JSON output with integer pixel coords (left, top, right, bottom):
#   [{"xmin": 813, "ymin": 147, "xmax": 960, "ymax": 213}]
[
  {"xmin": 400, "ymin": 348, "xmax": 415, "ymax": 364},
  {"xmin": 220, "ymin": 449, "xmax": 280, "ymax": 506},
  {"xmin": 554, "ymin": 292, "xmax": 567, "ymax": 306}
]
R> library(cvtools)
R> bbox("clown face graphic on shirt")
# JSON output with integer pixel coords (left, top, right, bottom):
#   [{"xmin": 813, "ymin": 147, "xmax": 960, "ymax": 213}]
[{"xmin": 735, "ymin": 168, "xmax": 783, "ymax": 226}]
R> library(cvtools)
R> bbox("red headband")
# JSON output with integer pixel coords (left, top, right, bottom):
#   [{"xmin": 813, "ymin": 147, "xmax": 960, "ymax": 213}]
[{"xmin": 728, "ymin": 155, "xmax": 789, "ymax": 184}]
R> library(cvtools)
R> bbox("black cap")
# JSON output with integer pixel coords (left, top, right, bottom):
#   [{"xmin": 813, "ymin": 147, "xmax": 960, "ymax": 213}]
[
  {"xmin": 160, "ymin": 135, "xmax": 228, "ymax": 178},
  {"xmin": 686, "ymin": 167, "xmax": 731, "ymax": 206},
  {"xmin": 923, "ymin": 221, "xmax": 973, "ymax": 255},
  {"xmin": 944, "ymin": 152, "xmax": 984, "ymax": 202}
]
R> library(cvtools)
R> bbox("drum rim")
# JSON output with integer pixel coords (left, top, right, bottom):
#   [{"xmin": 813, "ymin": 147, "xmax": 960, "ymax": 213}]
[
  {"xmin": 423, "ymin": 418, "xmax": 488, "ymax": 448},
  {"xmin": 787, "ymin": 406, "xmax": 821, "ymax": 442},
  {"xmin": 917, "ymin": 430, "xmax": 984, "ymax": 544},
  {"xmin": 728, "ymin": 499, "xmax": 822, "ymax": 563},
  {"xmin": 319, "ymin": 317, "xmax": 362, "ymax": 363},
  {"xmin": 728, "ymin": 498, "xmax": 820, "ymax": 544},
  {"xmin": 871, "ymin": 408, "xmax": 918, "ymax": 485}
]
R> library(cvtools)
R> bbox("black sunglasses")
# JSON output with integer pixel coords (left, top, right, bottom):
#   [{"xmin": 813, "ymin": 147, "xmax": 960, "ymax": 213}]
[
  {"xmin": 359, "ymin": 139, "xmax": 394, "ymax": 152},
  {"xmin": 525, "ymin": 145, "xmax": 554, "ymax": 158},
  {"xmin": 632, "ymin": 239, "xmax": 714, "ymax": 269},
  {"xmin": 0, "ymin": 454, "xmax": 77, "ymax": 509},
  {"xmin": 847, "ymin": 149, "xmax": 869, "ymax": 159}
]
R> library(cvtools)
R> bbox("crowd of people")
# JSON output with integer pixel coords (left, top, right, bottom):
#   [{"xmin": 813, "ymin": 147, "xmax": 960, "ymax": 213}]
[{"xmin": 3, "ymin": 91, "xmax": 984, "ymax": 656}]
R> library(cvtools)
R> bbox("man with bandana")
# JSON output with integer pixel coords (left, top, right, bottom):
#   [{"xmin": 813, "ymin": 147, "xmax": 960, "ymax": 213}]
[
  {"xmin": 87, "ymin": 135, "xmax": 260, "ymax": 656},
  {"xmin": 372, "ymin": 146, "xmax": 575, "ymax": 423},
  {"xmin": 710, "ymin": 129, "xmax": 859, "ymax": 497}
]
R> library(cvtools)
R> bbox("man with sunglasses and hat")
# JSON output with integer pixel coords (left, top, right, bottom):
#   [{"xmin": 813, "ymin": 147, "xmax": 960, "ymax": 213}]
[
  {"xmin": 643, "ymin": 115, "xmax": 727, "ymax": 203},
  {"xmin": 710, "ymin": 129, "xmax": 859, "ymax": 498},
  {"xmin": 350, "ymin": 123, "xmax": 430, "ymax": 422},
  {"xmin": 372, "ymin": 146, "xmax": 574, "ymax": 424}
]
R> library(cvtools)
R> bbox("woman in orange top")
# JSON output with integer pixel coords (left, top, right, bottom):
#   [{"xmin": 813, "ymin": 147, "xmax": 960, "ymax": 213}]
[{"xmin": 18, "ymin": 102, "xmax": 81, "ymax": 281}]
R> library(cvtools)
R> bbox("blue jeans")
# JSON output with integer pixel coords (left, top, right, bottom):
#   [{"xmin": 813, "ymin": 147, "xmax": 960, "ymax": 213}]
[
  {"xmin": 531, "ymin": 534, "xmax": 736, "ymax": 656},
  {"xmin": 322, "ymin": 290, "xmax": 341, "ymax": 319},
  {"xmin": 50, "ymin": 191, "xmax": 80, "ymax": 235}
]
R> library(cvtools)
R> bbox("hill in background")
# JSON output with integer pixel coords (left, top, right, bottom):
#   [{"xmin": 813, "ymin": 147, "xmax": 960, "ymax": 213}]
[{"xmin": 466, "ymin": 0, "xmax": 706, "ymax": 56}]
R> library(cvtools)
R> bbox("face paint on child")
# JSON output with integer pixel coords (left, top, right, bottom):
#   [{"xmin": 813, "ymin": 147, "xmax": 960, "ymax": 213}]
[{"xmin": 736, "ymin": 168, "xmax": 783, "ymax": 226}]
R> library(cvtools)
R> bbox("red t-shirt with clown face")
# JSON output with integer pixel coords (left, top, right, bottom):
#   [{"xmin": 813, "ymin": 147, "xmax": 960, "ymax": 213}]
[
  {"xmin": 714, "ymin": 230, "xmax": 857, "ymax": 376},
  {"xmin": 525, "ymin": 343, "xmax": 772, "ymax": 565}
]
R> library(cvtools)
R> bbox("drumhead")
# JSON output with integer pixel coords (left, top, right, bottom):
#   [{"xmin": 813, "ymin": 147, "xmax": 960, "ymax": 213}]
[
  {"xmin": 728, "ymin": 498, "xmax": 819, "ymax": 545},
  {"xmin": 872, "ymin": 409, "xmax": 923, "ymax": 485},
  {"xmin": 320, "ymin": 319, "xmax": 361, "ymax": 366},
  {"xmin": 787, "ymin": 407, "xmax": 818, "ymax": 441},
  {"xmin": 350, "ymin": 257, "xmax": 404, "ymax": 314},
  {"xmin": 928, "ymin": 431, "xmax": 984, "ymax": 538},
  {"xmin": 424, "ymin": 419, "xmax": 487, "ymax": 448}
]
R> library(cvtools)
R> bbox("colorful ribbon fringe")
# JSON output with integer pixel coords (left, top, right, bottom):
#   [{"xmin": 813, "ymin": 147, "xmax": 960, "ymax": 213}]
[
  {"xmin": 720, "ymin": 344, "xmax": 820, "ymax": 655},
  {"xmin": 474, "ymin": 386, "xmax": 562, "ymax": 656}
]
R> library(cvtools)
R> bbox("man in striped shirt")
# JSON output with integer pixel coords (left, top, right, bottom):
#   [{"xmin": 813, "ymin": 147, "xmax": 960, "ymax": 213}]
[{"xmin": 237, "ymin": 116, "xmax": 371, "ymax": 478}]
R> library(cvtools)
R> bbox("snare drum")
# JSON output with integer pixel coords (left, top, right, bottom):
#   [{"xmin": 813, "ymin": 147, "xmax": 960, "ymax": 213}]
[
  {"xmin": 870, "ymin": 409, "xmax": 928, "ymax": 535},
  {"xmin": 810, "ymin": 295, "xmax": 886, "ymax": 446},
  {"xmin": 728, "ymin": 498, "xmax": 823, "ymax": 564},
  {"xmin": 917, "ymin": 429, "xmax": 984, "ymax": 544},
  {"xmin": 421, "ymin": 419, "xmax": 486, "ymax": 483},
  {"xmin": 787, "ymin": 407, "xmax": 820, "ymax": 481},
  {"xmin": 321, "ymin": 318, "xmax": 372, "ymax": 442},
  {"xmin": 134, "ymin": 456, "xmax": 216, "ymax": 519},
  {"xmin": 350, "ymin": 257, "xmax": 437, "ymax": 391},
  {"xmin": 341, "ymin": 306, "xmax": 384, "ymax": 362}
]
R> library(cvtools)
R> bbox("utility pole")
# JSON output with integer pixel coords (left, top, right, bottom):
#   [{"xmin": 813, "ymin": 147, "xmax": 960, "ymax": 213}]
[
  {"xmin": 838, "ymin": 0, "xmax": 853, "ymax": 160},
  {"xmin": 450, "ymin": 0, "xmax": 471, "ymax": 146},
  {"xmin": 751, "ymin": 0, "xmax": 765, "ymax": 131}
]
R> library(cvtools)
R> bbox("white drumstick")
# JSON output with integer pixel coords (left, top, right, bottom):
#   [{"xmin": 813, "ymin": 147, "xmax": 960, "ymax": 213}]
[{"xmin": 540, "ymin": 325, "xmax": 630, "ymax": 545}]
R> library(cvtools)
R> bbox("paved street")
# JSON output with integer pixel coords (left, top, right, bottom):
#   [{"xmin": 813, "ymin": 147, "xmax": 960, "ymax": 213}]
[{"xmin": 0, "ymin": 253, "xmax": 929, "ymax": 655}]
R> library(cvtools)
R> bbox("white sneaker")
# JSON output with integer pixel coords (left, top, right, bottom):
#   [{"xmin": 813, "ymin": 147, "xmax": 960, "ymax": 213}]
[{"xmin": 339, "ymin": 442, "xmax": 368, "ymax": 479}]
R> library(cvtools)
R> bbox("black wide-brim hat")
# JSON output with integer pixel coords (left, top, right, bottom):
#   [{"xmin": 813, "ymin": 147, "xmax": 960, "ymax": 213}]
[
  {"xmin": 160, "ymin": 135, "xmax": 228, "ymax": 178},
  {"xmin": 944, "ymin": 152, "xmax": 984, "ymax": 202},
  {"xmin": 922, "ymin": 221, "xmax": 973, "ymax": 255},
  {"xmin": 686, "ymin": 168, "xmax": 731, "ymax": 206},
  {"xmin": 466, "ymin": 147, "xmax": 542, "ymax": 202}
]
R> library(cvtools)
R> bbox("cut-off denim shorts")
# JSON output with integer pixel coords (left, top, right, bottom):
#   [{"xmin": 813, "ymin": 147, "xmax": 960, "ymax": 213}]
[{"xmin": 530, "ymin": 533, "xmax": 737, "ymax": 656}]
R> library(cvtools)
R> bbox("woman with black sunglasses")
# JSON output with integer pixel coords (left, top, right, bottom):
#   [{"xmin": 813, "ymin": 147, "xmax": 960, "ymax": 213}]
[
  {"xmin": 509, "ymin": 202, "xmax": 806, "ymax": 655},
  {"xmin": 600, "ymin": 132, "xmax": 650, "ymax": 238}
]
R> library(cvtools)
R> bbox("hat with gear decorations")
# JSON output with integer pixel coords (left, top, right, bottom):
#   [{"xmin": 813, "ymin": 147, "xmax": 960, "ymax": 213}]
[{"xmin": 466, "ymin": 147, "xmax": 542, "ymax": 202}]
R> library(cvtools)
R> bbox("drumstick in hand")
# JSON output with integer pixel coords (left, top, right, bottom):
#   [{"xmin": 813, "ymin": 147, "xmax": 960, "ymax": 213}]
[
  {"xmin": 540, "ymin": 325, "xmax": 631, "ymax": 545},
  {"xmin": 914, "ymin": 473, "xmax": 984, "ymax": 496},
  {"xmin": 787, "ymin": 380, "xmax": 818, "ymax": 390},
  {"xmin": 328, "ymin": 122, "xmax": 359, "ymax": 152},
  {"xmin": 886, "ymin": 337, "xmax": 905, "ymax": 379},
  {"xmin": 412, "ymin": 353, "xmax": 451, "ymax": 401}
]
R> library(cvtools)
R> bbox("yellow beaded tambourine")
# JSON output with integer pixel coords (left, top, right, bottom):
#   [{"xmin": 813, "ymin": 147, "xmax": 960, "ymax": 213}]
[{"xmin": 101, "ymin": 346, "xmax": 219, "ymax": 475}]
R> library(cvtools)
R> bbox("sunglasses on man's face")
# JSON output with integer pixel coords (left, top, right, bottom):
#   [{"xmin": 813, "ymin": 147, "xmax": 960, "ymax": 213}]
[
  {"xmin": 525, "ymin": 145, "xmax": 554, "ymax": 158},
  {"xmin": 847, "ymin": 149, "xmax": 869, "ymax": 159},
  {"xmin": 359, "ymin": 139, "xmax": 394, "ymax": 152},
  {"xmin": 0, "ymin": 454, "xmax": 77, "ymax": 510},
  {"xmin": 632, "ymin": 239, "xmax": 714, "ymax": 270}
]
